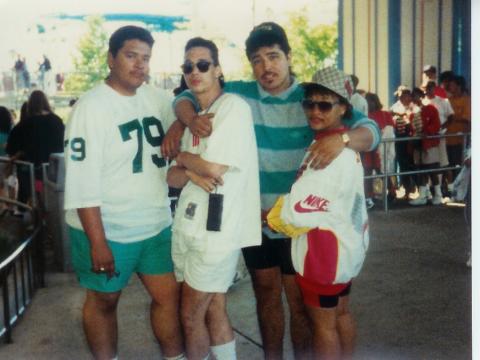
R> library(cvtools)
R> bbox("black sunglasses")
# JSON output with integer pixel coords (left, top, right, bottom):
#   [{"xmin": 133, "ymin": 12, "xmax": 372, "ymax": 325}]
[
  {"xmin": 301, "ymin": 99, "xmax": 339, "ymax": 112},
  {"xmin": 181, "ymin": 60, "xmax": 212, "ymax": 75}
]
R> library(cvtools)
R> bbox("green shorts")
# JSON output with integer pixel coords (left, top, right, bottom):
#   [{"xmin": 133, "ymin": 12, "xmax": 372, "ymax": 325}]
[{"xmin": 70, "ymin": 226, "xmax": 173, "ymax": 293}]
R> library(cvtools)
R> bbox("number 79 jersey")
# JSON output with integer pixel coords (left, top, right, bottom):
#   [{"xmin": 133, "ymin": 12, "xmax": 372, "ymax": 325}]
[{"xmin": 64, "ymin": 83, "xmax": 175, "ymax": 243}]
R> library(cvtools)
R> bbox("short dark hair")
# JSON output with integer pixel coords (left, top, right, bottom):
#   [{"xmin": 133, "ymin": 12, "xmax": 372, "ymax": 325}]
[
  {"xmin": 245, "ymin": 22, "xmax": 291, "ymax": 59},
  {"xmin": 451, "ymin": 75, "xmax": 467, "ymax": 92},
  {"xmin": 425, "ymin": 81, "xmax": 436, "ymax": 91},
  {"xmin": 173, "ymin": 76, "xmax": 188, "ymax": 96},
  {"xmin": 351, "ymin": 74, "xmax": 359, "ymax": 89},
  {"xmin": 411, "ymin": 87, "xmax": 425, "ymax": 98},
  {"xmin": 0, "ymin": 106, "xmax": 13, "ymax": 133},
  {"xmin": 303, "ymin": 84, "xmax": 353, "ymax": 120},
  {"xmin": 109, "ymin": 26, "xmax": 154, "ymax": 57},
  {"xmin": 184, "ymin": 37, "xmax": 220, "ymax": 66},
  {"xmin": 439, "ymin": 70, "xmax": 455, "ymax": 84},
  {"xmin": 365, "ymin": 92, "xmax": 383, "ymax": 112},
  {"xmin": 27, "ymin": 90, "xmax": 52, "ymax": 115}
]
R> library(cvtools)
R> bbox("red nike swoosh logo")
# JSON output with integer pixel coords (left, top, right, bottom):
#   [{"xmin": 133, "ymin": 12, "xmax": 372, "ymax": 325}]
[{"xmin": 294, "ymin": 201, "xmax": 329, "ymax": 213}]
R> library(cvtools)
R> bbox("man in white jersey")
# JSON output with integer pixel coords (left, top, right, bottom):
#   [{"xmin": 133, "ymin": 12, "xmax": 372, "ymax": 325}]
[
  {"xmin": 167, "ymin": 37, "xmax": 261, "ymax": 360},
  {"xmin": 64, "ymin": 26, "xmax": 183, "ymax": 360}
]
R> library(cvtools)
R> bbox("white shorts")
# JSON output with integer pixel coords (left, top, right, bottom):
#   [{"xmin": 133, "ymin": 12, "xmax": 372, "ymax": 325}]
[
  {"xmin": 438, "ymin": 138, "xmax": 449, "ymax": 167},
  {"xmin": 413, "ymin": 146, "xmax": 440, "ymax": 165},
  {"xmin": 172, "ymin": 232, "xmax": 240, "ymax": 293}
]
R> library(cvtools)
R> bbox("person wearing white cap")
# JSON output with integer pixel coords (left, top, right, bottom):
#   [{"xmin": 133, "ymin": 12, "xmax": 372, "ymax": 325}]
[
  {"xmin": 267, "ymin": 66, "xmax": 369, "ymax": 360},
  {"xmin": 422, "ymin": 65, "xmax": 448, "ymax": 99}
]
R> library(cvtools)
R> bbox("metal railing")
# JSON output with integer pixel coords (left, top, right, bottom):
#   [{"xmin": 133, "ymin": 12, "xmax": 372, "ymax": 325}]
[
  {"xmin": 0, "ymin": 199, "xmax": 44, "ymax": 344},
  {"xmin": 367, "ymin": 131, "xmax": 470, "ymax": 212},
  {"xmin": 0, "ymin": 158, "xmax": 44, "ymax": 343}
]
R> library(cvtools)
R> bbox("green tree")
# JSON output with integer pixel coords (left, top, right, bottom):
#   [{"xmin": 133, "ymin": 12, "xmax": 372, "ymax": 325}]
[
  {"xmin": 64, "ymin": 16, "xmax": 109, "ymax": 92},
  {"xmin": 285, "ymin": 9, "xmax": 338, "ymax": 82}
]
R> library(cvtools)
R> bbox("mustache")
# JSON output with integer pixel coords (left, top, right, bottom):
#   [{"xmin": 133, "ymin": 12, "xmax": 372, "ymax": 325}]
[
  {"xmin": 131, "ymin": 71, "xmax": 146, "ymax": 77},
  {"xmin": 261, "ymin": 71, "xmax": 276, "ymax": 78}
]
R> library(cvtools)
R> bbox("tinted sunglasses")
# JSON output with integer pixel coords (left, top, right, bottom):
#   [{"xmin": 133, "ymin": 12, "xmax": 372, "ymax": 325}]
[
  {"xmin": 301, "ymin": 99, "xmax": 339, "ymax": 112},
  {"xmin": 181, "ymin": 60, "xmax": 212, "ymax": 75}
]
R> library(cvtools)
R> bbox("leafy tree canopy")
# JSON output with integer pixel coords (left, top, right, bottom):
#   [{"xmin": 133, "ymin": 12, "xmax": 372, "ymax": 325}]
[
  {"xmin": 284, "ymin": 8, "xmax": 338, "ymax": 82},
  {"xmin": 64, "ymin": 16, "xmax": 109, "ymax": 93}
]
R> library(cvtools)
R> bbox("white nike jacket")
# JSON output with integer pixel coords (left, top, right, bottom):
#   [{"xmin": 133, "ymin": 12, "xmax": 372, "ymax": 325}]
[{"xmin": 280, "ymin": 145, "xmax": 369, "ymax": 285}]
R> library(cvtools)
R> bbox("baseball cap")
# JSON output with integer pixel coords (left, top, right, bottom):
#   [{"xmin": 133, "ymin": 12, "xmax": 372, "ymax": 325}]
[
  {"xmin": 394, "ymin": 85, "xmax": 410, "ymax": 97},
  {"xmin": 423, "ymin": 64, "xmax": 436, "ymax": 73},
  {"xmin": 245, "ymin": 22, "xmax": 291, "ymax": 58},
  {"xmin": 303, "ymin": 66, "xmax": 353, "ymax": 102}
]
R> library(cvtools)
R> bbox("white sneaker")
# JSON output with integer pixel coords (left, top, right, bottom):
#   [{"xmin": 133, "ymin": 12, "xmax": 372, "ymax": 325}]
[
  {"xmin": 448, "ymin": 183, "xmax": 454, "ymax": 193},
  {"xmin": 431, "ymin": 194, "xmax": 443, "ymax": 205},
  {"xmin": 366, "ymin": 198, "xmax": 375, "ymax": 209},
  {"xmin": 426, "ymin": 188, "xmax": 433, "ymax": 200},
  {"xmin": 409, "ymin": 196, "xmax": 427, "ymax": 205},
  {"xmin": 410, "ymin": 186, "xmax": 428, "ymax": 206}
]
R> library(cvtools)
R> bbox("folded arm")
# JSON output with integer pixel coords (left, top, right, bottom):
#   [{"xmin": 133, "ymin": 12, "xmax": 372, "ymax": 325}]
[{"xmin": 176, "ymin": 151, "xmax": 228, "ymax": 180}]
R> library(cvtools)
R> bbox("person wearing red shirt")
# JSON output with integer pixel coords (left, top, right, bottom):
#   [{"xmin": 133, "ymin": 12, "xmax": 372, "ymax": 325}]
[
  {"xmin": 364, "ymin": 92, "xmax": 397, "ymax": 205},
  {"xmin": 409, "ymin": 88, "xmax": 442, "ymax": 205}
]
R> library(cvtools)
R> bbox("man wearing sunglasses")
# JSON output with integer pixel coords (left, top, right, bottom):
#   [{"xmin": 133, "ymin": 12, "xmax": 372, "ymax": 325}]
[
  {"xmin": 64, "ymin": 26, "xmax": 184, "ymax": 360},
  {"xmin": 163, "ymin": 22, "xmax": 380, "ymax": 359},
  {"xmin": 167, "ymin": 37, "xmax": 261, "ymax": 360}
]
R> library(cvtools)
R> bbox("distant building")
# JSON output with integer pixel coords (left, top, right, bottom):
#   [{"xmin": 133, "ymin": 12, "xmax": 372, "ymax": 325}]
[{"xmin": 338, "ymin": 0, "xmax": 470, "ymax": 107}]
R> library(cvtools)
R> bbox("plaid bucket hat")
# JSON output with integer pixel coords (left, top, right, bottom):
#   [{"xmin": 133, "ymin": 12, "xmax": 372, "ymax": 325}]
[{"xmin": 307, "ymin": 66, "xmax": 353, "ymax": 102}]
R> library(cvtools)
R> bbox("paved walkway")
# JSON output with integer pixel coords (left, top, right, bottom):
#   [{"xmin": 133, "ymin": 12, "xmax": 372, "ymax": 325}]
[{"xmin": 0, "ymin": 204, "xmax": 471, "ymax": 359}]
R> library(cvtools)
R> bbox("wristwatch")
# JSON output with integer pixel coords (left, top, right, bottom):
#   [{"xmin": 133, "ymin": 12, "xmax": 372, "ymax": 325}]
[{"xmin": 341, "ymin": 133, "xmax": 350, "ymax": 146}]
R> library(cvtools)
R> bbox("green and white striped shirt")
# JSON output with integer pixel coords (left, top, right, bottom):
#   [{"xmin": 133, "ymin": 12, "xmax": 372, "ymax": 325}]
[{"xmin": 175, "ymin": 79, "xmax": 380, "ymax": 210}]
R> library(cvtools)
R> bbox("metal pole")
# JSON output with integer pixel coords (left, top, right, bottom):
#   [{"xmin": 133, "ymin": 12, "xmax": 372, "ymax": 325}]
[
  {"xmin": 383, "ymin": 141, "xmax": 388, "ymax": 213},
  {"xmin": 42, "ymin": 163, "xmax": 49, "ymax": 210},
  {"xmin": 1, "ymin": 273, "xmax": 12, "ymax": 343},
  {"xmin": 28, "ymin": 163, "xmax": 36, "ymax": 209}
]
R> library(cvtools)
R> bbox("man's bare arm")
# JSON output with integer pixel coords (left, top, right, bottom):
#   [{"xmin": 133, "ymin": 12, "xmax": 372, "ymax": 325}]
[
  {"xmin": 176, "ymin": 151, "xmax": 227, "ymax": 180},
  {"xmin": 185, "ymin": 169, "xmax": 223, "ymax": 193},
  {"xmin": 77, "ymin": 207, "xmax": 115, "ymax": 276},
  {"xmin": 166, "ymin": 165, "xmax": 190, "ymax": 189},
  {"xmin": 161, "ymin": 120, "xmax": 185, "ymax": 159},
  {"xmin": 175, "ymin": 98, "xmax": 213, "ymax": 137},
  {"xmin": 307, "ymin": 126, "xmax": 374, "ymax": 169}
]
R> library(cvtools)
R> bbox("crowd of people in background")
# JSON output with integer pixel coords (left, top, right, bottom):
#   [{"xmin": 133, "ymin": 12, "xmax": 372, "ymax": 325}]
[
  {"xmin": 5, "ymin": 54, "xmax": 57, "ymax": 96},
  {"xmin": 351, "ymin": 65, "xmax": 471, "ymax": 209},
  {"xmin": 0, "ymin": 89, "xmax": 65, "ymax": 215}
]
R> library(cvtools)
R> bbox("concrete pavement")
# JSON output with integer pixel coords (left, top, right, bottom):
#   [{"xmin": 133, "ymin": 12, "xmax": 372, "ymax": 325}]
[{"xmin": 0, "ymin": 203, "xmax": 471, "ymax": 359}]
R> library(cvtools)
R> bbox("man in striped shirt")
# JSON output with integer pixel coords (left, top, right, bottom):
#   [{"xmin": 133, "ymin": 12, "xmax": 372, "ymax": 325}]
[{"xmin": 163, "ymin": 22, "xmax": 380, "ymax": 360}]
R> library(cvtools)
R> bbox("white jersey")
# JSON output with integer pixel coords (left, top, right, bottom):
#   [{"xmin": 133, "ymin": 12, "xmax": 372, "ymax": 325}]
[
  {"xmin": 280, "ymin": 142, "xmax": 369, "ymax": 285},
  {"xmin": 172, "ymin": 93, "xmax": 261, "ymax": 251},
  {"xmin": 64, "ymin": 83, "xmax": 175, "ymax": 243}
]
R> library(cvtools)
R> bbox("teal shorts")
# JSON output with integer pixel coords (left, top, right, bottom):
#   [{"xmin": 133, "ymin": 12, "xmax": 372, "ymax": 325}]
[{"xmin": 70, "ymin": 226, "xmax": 173, "ymax": 293}]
